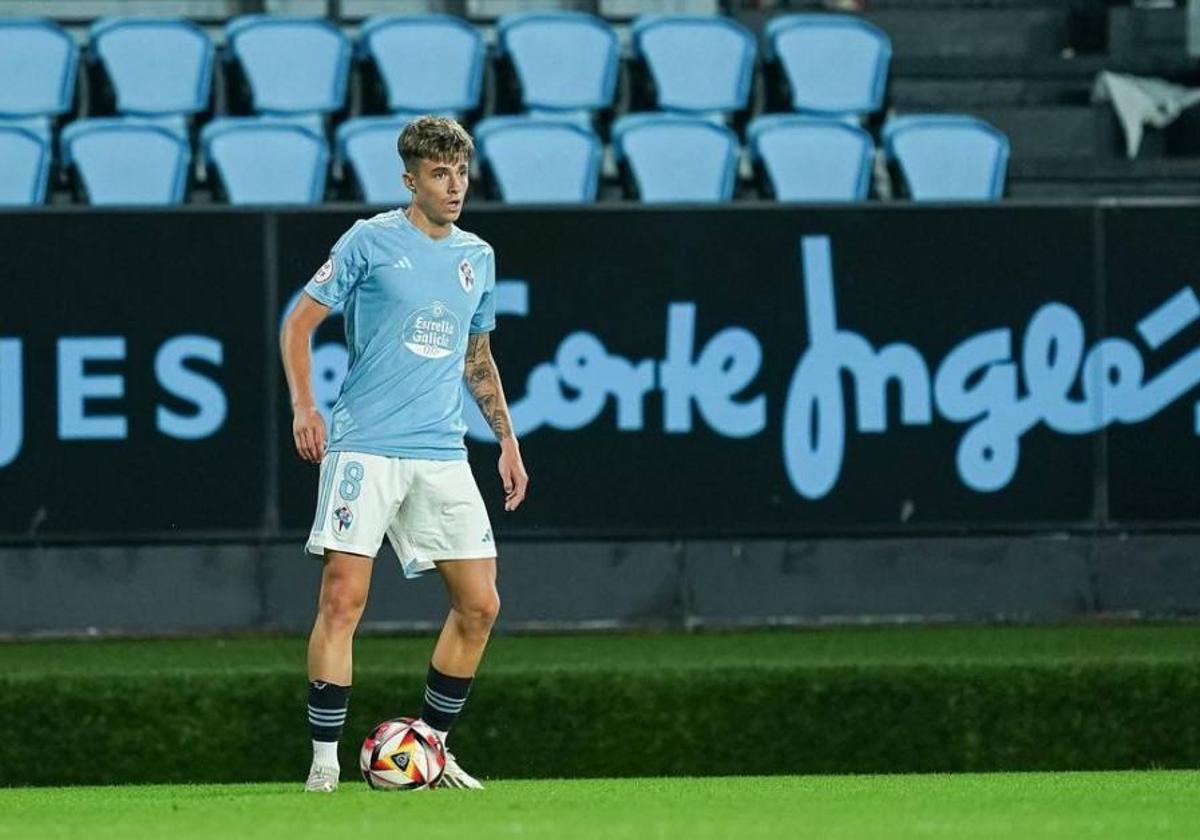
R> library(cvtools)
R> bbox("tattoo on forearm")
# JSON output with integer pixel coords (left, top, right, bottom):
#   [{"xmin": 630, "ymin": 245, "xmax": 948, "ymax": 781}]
[{"xmin": 465, "ymin": 334, "xmax": 514, "ymax": 441}]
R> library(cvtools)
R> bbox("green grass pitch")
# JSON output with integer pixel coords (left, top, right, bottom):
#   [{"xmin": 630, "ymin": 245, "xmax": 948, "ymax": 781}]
[
  {"xmin": 4, "ymin": 625, "xmax": 1200, "ymax": 834},
  {"xmin": 3, "ymin": 773, "xmax": 1200, "ymax": 839}
]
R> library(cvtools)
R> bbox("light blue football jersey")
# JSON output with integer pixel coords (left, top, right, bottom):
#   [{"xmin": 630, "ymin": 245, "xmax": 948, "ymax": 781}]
[{"xmin": 303, "ymin": 209, "xmax": 496, "ymax": 460}]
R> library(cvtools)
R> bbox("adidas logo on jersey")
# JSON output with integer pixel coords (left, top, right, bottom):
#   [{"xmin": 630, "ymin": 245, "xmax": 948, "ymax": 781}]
[{"xmin": 391, "ymin": 257, "xmax": 414, "ymax": 270}]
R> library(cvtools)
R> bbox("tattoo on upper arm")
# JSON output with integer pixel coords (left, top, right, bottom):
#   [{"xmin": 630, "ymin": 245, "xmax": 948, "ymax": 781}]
[{"xmin": 464, "ymin": 333, "xmax": 513, "ymax": 440}]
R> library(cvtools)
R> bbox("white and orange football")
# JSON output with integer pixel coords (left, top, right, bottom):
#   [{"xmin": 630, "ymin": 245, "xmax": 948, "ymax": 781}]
[{"xmin": 359, "ymin": 717, "xmax": 446, "ymax": 790}]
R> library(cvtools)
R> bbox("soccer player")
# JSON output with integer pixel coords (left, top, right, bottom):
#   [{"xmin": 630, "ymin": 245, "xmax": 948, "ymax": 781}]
[{"xmin": 280, "ymin": 116, "xmax": 529, "ymax": 793}]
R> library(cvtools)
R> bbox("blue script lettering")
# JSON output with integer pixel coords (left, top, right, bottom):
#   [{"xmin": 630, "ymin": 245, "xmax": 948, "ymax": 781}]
[
  {"xmin": 783, "ymin": 235, "xmax": 1200, "ymax": 497},
  {"xmin": 155, "ymin": 336, "xmax": 228, "ymax": 440},
  {"xmin": 660, "ymin": 304, "xmax": 765, "ymax": 438},
  {"xmin": 58, "ymin": 337, "xmax": 128, "ymax": 440},
  {"xmin": 0, "ymin": 335, "xmax": 228, "ymax": 469},
  {"xmin": 465, "ymin": 283, "xmax": 763, "ymax": 441},
  {"xmin": 783, "ymin": 237, "xmax": 931, "ymax": 499}
]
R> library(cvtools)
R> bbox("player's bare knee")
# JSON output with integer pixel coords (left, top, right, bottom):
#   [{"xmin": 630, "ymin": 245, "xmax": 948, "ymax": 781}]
[
  {"xmin": 320, "ymin": 582, "xmax": 368, "ymax": 633},
  {"xmin": 454, "ymin": 591, "xmax": 500, "ymax": 638}
]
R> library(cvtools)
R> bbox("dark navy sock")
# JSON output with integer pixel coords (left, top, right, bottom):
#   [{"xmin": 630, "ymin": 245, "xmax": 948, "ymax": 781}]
[
  {"xmin": 308, "ymin": 680, "xmax": 350, "ymax": 743},
  {"xmin": 420, "ymin": 665, "xmax": 472, "ymax": 734}
]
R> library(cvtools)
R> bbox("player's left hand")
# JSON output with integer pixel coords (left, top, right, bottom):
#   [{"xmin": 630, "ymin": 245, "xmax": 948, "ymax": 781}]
[{"xmin": 498, "ymin": 440, "xmax": 528, "ymax": 512}]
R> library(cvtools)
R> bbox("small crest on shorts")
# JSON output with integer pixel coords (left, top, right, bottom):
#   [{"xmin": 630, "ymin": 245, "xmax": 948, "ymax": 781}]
[
  {"xmin": 457, "ymin": 259, "xmax": 474, "ymax": 293},
  {"xmin": 332, "ymin": 505, "xmax": 353, "ymax": 534},
  {"xmin": 312, "ymin": 257, "xmax": 334, "ymax": 285}
]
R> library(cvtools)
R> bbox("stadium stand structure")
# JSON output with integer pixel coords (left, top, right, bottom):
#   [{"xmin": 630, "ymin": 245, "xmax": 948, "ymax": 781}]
[
  {"xmin": 0, "ymin": 0, "xmax": 1197, "ymax": 204},
  {"xmin": 496, "ymin": 11, "xmax": 620, "ymax": 123},
  {"xmin": 631, "ymin": 14, "xmax": 757, "ymax": 117},
  {"xmin": 763, "ymin": 14, "xmax": 890, "ymax": 118},
  {"xmin": 336, "ymin": 115, "xmax": 414, "ymax": 205},
  {"xmin": 476, "ymin": 116, "xmax": 604, "ymax": 202},
  {"xmin": 613, "ymin": 112, "xmax": 739, "ymax": 201},
  {"xmin": 884, "ymin": 114, "xmax": 1009, "ymax": 201},
  {"xmin": 0, "ymin": 17, "xmax": 78, "ymax": 141},
  {"xmin": 60, "ymin": 118, "xmax": 191, "ymax": 204},
  {"xmin": 201, "ymin": 117, "xmax": 329, "ymax": 203},
  {"xmin": 359, "ymin": 14, "xmax": 485, "ymax": 119},
  {"xmin": 89, "ymin": 17, "xmax": 213, "ymax": 124},
  {"xmin": 224, "ymin": 14, "xmax": 351, "ymax": 129},
  {"xmin": 748, "ymin": 114, "xmax": 874, "ymax": 201},
  {"xmin": 0, "ymin": 125, "xmax": 51, "ymax": 205}
]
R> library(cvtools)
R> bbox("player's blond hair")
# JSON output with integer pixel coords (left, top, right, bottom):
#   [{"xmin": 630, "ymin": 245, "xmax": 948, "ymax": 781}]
[{"xmin": 398, "ymin": 116, "xmax": 474, "ymax": 171}]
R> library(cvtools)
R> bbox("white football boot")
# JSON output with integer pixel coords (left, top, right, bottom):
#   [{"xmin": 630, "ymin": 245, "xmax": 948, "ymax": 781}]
[
  {"xmin": 304, "ymin": 765, "xmax": 340, "ymax": 793},
  {"xmin": 439, "ymin": 752, "xmax": 484, "ymax": 789}
]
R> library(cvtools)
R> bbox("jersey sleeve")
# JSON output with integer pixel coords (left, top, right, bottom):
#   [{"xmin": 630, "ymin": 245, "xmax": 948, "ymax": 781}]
[
  {"xmin": 304, "ymin": 221, "xmax": 371, "ymax": 308},
  {"xmin": 469, "ymin": 248, "xmax": 497, "ymax": 334}
]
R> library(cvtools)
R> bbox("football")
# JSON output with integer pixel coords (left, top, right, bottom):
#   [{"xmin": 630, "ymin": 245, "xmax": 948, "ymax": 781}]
[{"xmin": 359, "ymin": 717, "xmax": 446, "ymax": 790}]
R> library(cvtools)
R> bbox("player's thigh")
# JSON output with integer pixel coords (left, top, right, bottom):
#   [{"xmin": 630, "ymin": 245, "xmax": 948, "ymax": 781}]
[{"xmin": 318, "ymin": 549, "xmax": 376, "ymax": 613}]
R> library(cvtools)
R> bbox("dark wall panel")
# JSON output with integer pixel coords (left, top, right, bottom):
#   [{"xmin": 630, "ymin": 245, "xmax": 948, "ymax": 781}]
[
  {"xmin": 0, "ymin": 212, "xmax": 268, "ymax": 537},
  {"xmin": 1103, "ymin": 205, "xmax": 1200, "ymax": 525},
  {"xmin": 3, "ymin": 203, "xmax": 1199, "ymax": 541}
]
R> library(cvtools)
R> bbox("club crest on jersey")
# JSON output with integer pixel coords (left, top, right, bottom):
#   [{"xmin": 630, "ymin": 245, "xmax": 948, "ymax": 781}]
[
  {"xmin": 458, "ymin": 259, "xmax": 475, "ymax": 293},
  {"xmin": 312, "ymin": 258, "xmax": 334, "ymax": 285},
  {"xmin": 332, "ymin": 505, "xmax": 353, "ymax": 534}
]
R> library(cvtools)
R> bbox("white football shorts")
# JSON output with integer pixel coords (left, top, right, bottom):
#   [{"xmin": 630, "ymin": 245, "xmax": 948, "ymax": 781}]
[{"xmin": 306, "ymin": 451, "xmax": 496, "ymax": 579}]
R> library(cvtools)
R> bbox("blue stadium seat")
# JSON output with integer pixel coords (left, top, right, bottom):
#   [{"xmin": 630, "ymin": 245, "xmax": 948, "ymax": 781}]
[
  {"xmin": 0, "ymin": 117, "xmax": 55, "ymax": 144},
  {"xmin": 225, "ymin": 16, "xmax": 350, "ymax": 118},
  {"xmin": 0, "ymin": 18, "xmax": 78, "ymax": 137},
  {"xmin": 765, "ymin": 15, "xmax": 891, "ymax": 117},
  {"xmin": 60, "ymin": 119, "xmax": 190, "ymax": 205},
  {"xmin": 497, "ymin": 12, "xmax": 619, "ymax": 118},
  {"xmin": 631, "ymin": 15, "xmax": 756, "ymax": 115},
  {"xmin": 0, "ymin": 126, "xmax": 52, "ymax": 206},
  {"xmin": 475, "ymin": 117, "xmax": 601, "ymax": 204},
  {"xmin": 747, "ymin": 115, "xmax": 873, "ymax": 202},
  {"xmin": 612, "ymin": 114, "xmax": 738, "ymax": 203},
  {"xmin": 90, "ymin": 18, "xmax": 214, "ymax": 117},
  {"xmin": 202, "ymin": 118, "xmax": 329, "ymax": 205},
  {"xmin": 884, "ymin": 115, "xmax": 1009, "ymax": 201},
  {"xmin": 360, "ymin": 16, "xmax": 484, "ymax": 116},
  {"xmin": 336, "ymin": 116, "xmax": 412, "ymax": 205}
]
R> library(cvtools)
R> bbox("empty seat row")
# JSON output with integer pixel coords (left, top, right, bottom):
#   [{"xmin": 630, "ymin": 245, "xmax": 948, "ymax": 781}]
[
  {"xmin": 0, "ymin": 113, "xmax": 1008, "ymax": 206},
  {"xmin": 0, "ymin": 13, "xmax": 891, "ymax": 136},
  {"xmin": 0, "ymin": 118, "xmax": 324, "ymax": 206}
]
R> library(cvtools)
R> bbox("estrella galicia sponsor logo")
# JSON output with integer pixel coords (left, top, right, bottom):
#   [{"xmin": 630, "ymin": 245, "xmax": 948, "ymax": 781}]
[
  {"xmin": 402, "ymin": 302, "xmax": 462, "ymax": 359},
  {"xmin": 332, "ymin": 504, "xmax": 353, "ymax": 534}
]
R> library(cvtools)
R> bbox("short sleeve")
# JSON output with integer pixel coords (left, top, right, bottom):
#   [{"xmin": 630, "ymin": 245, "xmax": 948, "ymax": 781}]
[
  {"xmin": 304, "ymin": 221, "xmax": 371, "ymax": 308},
  {"xmin": 469, "ymin": 249, "xmax": 497, "ymax": 334}
]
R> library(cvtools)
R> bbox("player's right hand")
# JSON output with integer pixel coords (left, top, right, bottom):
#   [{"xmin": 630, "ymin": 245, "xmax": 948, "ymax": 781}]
[{"xmin": 293, "ymin": 406, "xmax": 327, "ymax": 464}]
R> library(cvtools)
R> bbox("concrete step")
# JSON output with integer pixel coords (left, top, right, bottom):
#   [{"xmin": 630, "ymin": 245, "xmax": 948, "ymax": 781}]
[
  {"xmin": 1109, "ymin": 7, "xmax": 1188, "ymax": 57},
  {"xmin": 865, "ymin": 8, "xmax": 1069, "ymax": 57},
  {"xmin": 890, "ymin": 55, "xmax": 1200, "ymax": 107},
  {"xmin": 970, "ymin": 104, "xmax": 1118, "ymax": 160}
]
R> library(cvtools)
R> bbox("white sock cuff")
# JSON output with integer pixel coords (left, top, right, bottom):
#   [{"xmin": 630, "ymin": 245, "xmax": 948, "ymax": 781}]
[{"xmin": 312, "ymin": 739, "xmax": 340, "ymax": 768}]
